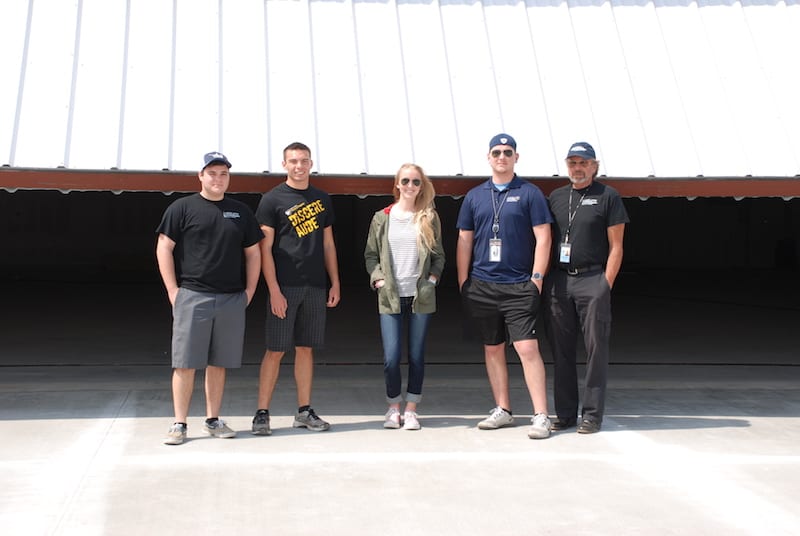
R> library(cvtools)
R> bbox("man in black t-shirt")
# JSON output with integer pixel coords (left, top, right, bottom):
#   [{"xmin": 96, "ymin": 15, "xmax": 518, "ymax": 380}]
[
  {"xmin": 544, "ymin": 142, "xmax": 629, "ymax": 434},
  {"xmin": 250, "ymin": 142, "xmax": 341, "ymax": 435},
  {"xmin": 156, "ymin": 152, "xmax": 263, "ymax": 445}
]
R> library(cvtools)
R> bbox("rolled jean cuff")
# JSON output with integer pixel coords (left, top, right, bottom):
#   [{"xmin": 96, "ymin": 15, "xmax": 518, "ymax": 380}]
[
  {"xmin": 405, "ymin": 392, "xmax": 423, "ymax": 404},
  {"xmin": 386, "ymin": 394, "xmax": 403, "ymax": 404}
]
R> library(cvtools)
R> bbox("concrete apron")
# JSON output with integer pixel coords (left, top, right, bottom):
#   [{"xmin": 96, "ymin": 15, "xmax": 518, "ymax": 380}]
[{"xmin": 1, "ymin": 363, "xmax": 799, "ymax": 535}]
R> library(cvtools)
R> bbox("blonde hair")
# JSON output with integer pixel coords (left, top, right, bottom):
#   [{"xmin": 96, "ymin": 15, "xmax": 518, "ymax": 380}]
[{"xmin": 393, "ymin": 163, "xmax": 437, "ymax": 252}]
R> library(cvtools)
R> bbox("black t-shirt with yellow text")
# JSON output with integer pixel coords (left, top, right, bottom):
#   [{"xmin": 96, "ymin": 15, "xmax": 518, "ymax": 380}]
[{"xmin": 256, "ymin": 183, "xmax": 335, "ymax": 288}]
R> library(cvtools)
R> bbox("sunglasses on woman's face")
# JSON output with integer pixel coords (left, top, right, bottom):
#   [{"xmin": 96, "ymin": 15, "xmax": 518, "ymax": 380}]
[{"xmin": 400, "ymin": 178, "xmax": 421, "ymax": 186}]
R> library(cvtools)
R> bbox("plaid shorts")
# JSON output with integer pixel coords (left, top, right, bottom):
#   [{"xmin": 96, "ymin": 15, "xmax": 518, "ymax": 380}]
[{"xmin": 265, "ymin": 286, "xmax": 327, "ymax": 351}]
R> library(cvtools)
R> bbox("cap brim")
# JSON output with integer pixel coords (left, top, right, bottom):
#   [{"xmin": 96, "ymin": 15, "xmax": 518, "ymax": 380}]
[{"xmin": 204, "ymin": 159, "xmax": 231, "ymax": 168}]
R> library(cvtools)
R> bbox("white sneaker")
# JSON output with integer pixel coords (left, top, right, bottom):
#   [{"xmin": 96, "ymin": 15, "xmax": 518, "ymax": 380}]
[
  {"xmin": 528, "ymin": 413, "xmax": 552, "ymax": 439},
  {"xmin": 477, "ymin": 406, "xmax": 514, "ymax": 430},
  {"xmin": 403, "ymin": 411, "xmax": 421, "ymax": 430},
  {"xmin": 383, "ymin": 408, "xmax": 401, "ymax": 429}
]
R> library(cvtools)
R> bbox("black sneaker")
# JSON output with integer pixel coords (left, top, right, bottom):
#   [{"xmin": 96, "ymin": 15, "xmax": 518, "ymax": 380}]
[
  {"xmin": 551, "ymin": 417, "xmax": 577, "ymax": 431},
  {"xmin": 251, "ymin": 410, "xmax": 272, "ymax": 436},
  {"xmin": 293, "ymin": 408, "xmax": 330, "ymax": 431}
]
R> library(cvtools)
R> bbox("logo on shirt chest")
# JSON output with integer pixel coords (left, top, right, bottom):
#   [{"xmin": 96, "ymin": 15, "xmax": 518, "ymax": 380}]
[{"xmin": 286, "ymin": 200, "xmax": 326, "ymax": 238}]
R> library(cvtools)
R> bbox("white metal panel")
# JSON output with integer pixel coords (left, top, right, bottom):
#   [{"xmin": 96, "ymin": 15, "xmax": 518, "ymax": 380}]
[
  {"xmin": 526, "ymin": 0, "xmax": 597, "ymax": 176},
  {"xmin": 566, "ymin": 0, "xmax": 651, "ymax": 177},
  {"xmin": 739, "ymin": 0, "xmax": 800, "ymax": 173},
  {"xmin": 612, "ymin": 1, "xmax": 699, "ymax": 177},
  {"xmin": 396, "ymin": 0, "xmax": 461, "ymax": 176},
  {"xmin": 353, "ymin": 0, "xmax": 414, "ymax": 175},
  {"xmin": 13, "ymin": 0, "xmax": 78, "ymax": 168},
  {"xmin": 3, "ymin": 0, "xmax": 799, "ymax": 179},
  {"xmin": 439, "ymin": 1, "xmax": 499, "ymax": 175},
  {"xmin": 0, "ymin": 1, "xmax": 29, "ymax": 167},
  {"xmin": 308, "ymin": 0, "xmax": 365, "ymax": 173},
  {"xmin": 69, "ymin": 0, "xmax": 127, "ymax": 170},
  {"xmin": 171, "ymin": 0, "xmax": 222, "ymax": 172},
  {"xmin": 698, "ymin": 0, "xmax": 785, "ymax": 176},
  {"xmin": 119, "ymin": 0, "xmax": 173, "ymax": 171},
  {"xmin": 659, "ymin": 0, "xmax": 756, "ymax": 177},
  {"xmin": 220, "ymin": 0, "xmax": 270, "ymax": 173},
  {"xmin": 263, "ymin": 0, "xmax": 317, "ymax": 171},
  {"xmin": 482, "ymin": 1, "xmax": 554, "ymax": 177}
]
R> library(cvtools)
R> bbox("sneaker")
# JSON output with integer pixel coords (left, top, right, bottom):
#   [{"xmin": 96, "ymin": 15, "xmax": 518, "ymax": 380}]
[
  {"xmin": 163, "ymin": 423, "xmax": 187, "ymax": 445},
  {"xmin": 251, "ymin": 410, "xmax": 272, "ymax": 436},
  {"xmin": 203, "ymin": 419, "xmax": 236, "ymax": 438},
  {"xmin": 293, "ymin": 408, "xmax": 331, "ymax": 432},
  {"xmin": 551, "ymin": 417, "xmax": 577, "ymax": 431},
  {"xmin": 528, "ymin": 413, "xmax": 552, "ymax": 439},
  {"xmin": 403, "ymin": 411, "xmax": 421, "ymax": 431},
  {"xmin": 477, "ymin": 406, "xmax": 514, "ymax": 430},
  {"xmin": 383, "ymin": 408, "xmax": 401, "ymax": 429}
]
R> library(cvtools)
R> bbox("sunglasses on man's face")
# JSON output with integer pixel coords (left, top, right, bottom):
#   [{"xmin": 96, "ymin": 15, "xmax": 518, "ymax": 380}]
[
  {"xmin": 400, "ymin": 178, "xmax": 421, "ymax": 186},
  {"xmin": 491, "ymin": 149, "xmax": 514, "ymax": 158}
]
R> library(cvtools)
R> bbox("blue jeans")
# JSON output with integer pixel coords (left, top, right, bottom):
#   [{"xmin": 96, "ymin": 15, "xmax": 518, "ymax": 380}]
[{"xmin": 379, "ymin": 297, "xmax": 431, "ymax": 404}]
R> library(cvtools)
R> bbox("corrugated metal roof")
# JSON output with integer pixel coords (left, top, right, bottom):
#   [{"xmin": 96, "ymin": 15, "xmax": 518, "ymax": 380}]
[{"xmin": 1, "ymin": 0, "xmax": 798, "ymax": 178}]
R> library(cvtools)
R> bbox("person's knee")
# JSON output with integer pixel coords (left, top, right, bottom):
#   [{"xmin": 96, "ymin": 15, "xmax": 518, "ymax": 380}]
[
  {"xmin": 265, "ymin": 350, "xmax": 286, "ymax": 363},
  {"xmin": 514, "ymin": 340, "xmax": 544, "ymax": 362},
  {"xmin": 294, "ymin": 347, "xmax": 314, "ymax": 360},
  {"xmin": 484, "ymin": 343, "xmax": 506, "ymax": 361}
]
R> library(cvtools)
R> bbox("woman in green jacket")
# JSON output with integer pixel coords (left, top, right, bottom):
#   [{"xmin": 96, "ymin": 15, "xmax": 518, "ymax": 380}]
[{"xmin": 364, "ymin": 163, "xmax": 445, "ymax": 430}]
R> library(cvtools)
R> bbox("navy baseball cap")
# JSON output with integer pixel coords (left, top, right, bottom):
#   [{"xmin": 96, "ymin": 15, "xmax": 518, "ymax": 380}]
[
  {"xmin": 489, "ymin": 133, "xmax": 516, "ymax": 150},
  {"xmin": 566, "ymin": 142, "xmax": 596, "ymax": 160},
  {"xmin": 202, "ymin": 151, "xmax": 232, "ymax": 169}
]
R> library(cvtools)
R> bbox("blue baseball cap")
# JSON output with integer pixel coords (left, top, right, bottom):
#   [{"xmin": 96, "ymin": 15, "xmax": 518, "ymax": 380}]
[
  {"xmin": 566, "ymin": 142, "xmax": 596, "ymax": 160},
  {"xmin": 489, "ymin": 133, "xmax": 516, "ymax": 150},
  {"xmin": 203, "ymin": 151, "xmax": 232, "ymax": 169}
]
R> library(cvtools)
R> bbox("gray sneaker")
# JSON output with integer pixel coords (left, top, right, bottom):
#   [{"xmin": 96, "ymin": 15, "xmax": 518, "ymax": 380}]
[
  {"xmin": 203, "ymin": 419, "xmax": 236, "ymax": 438},
  {"xmin": 251, "ymin": 411, "xmax": 272, "ymax": 436},
  {"xmin": 293, "ymin": 408, "xmax": 331, "ymax": 431},
  {"xmin": 477, "ymin": 406, "xmax": 514, "ymax": 430},
  {"xmin": 528, "ymin": 413, "xmax": 552, "ymax": 439},
  {"xmin": 163, "ymin": 423, "xmax": 187, "ymax": 445}
]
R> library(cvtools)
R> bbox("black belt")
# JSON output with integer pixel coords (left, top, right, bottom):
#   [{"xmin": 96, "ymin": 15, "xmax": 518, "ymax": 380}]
[{"xmin": 559, "ymin": 264, "xmax": 603, "ymax": 276}]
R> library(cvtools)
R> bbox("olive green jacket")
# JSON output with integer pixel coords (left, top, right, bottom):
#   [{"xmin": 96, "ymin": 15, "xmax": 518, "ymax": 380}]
[{"xmin": 364, "ymin": 205, "xmax": 445, "ymax": 314}]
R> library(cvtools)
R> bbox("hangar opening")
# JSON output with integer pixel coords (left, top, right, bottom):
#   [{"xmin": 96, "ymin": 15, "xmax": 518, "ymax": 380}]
[{"xmin": 1, "ymin": 185, "xmax": 798, "ymax": 368}]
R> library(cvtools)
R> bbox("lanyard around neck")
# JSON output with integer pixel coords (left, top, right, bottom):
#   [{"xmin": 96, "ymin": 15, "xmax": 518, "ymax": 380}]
[
  {"xmin": 491, "ymin": 187, "xmax": 510, "ymax": 237},
  {"xmin": 565, "ymin": 187, "xmax": 588, "ymax": 242}
]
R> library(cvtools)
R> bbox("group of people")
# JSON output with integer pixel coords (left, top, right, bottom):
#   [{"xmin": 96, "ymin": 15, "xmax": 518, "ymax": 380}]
[{"xmin": 155, "ymin": 135, "xmax": 628, "ymax": 445}]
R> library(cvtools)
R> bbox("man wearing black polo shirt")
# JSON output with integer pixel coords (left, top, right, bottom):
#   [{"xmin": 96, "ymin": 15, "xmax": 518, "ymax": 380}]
[
  {"xmin": 456, "ymin": 133, "xmax": 553, "ymax": 440},
  {"xmin": 544, "ymin": 141, "xmax": 629, "ymax": 434}
]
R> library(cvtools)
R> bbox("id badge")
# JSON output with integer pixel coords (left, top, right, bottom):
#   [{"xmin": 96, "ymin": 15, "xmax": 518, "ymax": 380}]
[
  {"xmin": 489, "ymin": 238, "xmax": 502, "ymax": 262},
  {"xmin": 559, "ymin": 242, "xmax": 572, "ymax": 263}
]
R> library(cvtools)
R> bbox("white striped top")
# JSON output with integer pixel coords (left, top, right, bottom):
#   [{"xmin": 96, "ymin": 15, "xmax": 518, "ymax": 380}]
[{"xmin": 388, "ymin": 212, "xmax": 420, "ymax": 298}]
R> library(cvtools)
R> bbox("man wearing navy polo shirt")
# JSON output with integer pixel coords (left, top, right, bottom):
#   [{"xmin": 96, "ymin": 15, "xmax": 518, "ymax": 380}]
[{"xmin": 456, "ymin": 133, "xmax": 553, "ymax": 440}]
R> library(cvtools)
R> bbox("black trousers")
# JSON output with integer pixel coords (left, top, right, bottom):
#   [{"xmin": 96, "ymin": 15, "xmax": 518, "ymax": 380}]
[{"xmin": 544, "ymin": 270, "xmax": 612, "ymax": 423}]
